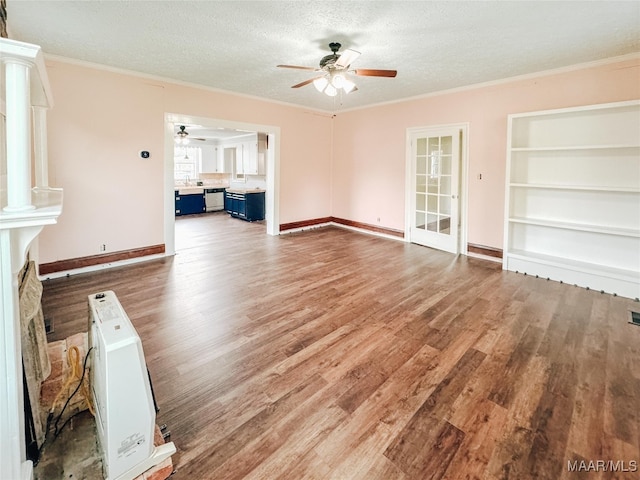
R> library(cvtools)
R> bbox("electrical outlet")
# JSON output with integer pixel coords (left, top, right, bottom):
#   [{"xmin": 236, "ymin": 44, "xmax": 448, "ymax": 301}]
[{"xmin": 99, "ymin": 244, "xmax": 106, "ymax": 252}]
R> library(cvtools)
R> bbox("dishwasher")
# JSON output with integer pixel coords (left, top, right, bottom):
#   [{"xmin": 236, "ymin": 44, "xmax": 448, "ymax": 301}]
[{"xmin": 204, "ymin": 188, "xmax": 225, "ymax": 212}]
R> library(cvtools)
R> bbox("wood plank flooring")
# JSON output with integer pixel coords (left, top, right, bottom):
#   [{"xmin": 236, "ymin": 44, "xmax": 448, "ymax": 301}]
[{"xmin": 41, "ymin": 212, "xmax": 640, "ymax": 479}]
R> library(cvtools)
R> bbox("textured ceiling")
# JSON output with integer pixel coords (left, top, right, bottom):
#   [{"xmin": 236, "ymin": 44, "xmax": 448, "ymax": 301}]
[{"xmin": 7, "ymin": 1, "xmax": 640, "ymax": 113}]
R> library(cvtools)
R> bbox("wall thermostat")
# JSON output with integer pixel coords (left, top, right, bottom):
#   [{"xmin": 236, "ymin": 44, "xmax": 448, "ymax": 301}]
[{"xmin": 139, "ymin": 150, "xmax": 150, "ymax": 159}]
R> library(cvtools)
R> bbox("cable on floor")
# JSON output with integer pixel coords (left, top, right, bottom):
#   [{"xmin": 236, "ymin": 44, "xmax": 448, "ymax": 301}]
[{"xmin": 51, "ymin": 345, "xmax": 94, "ymax": 439}]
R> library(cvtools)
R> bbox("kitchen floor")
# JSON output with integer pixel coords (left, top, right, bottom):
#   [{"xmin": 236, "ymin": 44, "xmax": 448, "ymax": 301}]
[{"xmin": 174, "ymin": 210, "xmax": 264, "ymax": 253}]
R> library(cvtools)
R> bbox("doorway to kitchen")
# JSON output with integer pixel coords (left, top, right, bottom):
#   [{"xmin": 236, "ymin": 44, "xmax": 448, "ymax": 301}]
[{"xmin": 164, "ymin": 113, "xmax": 280, "ymax": 256}]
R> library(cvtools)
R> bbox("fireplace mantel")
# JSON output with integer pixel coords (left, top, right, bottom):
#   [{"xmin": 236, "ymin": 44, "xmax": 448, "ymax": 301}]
[{"xmin": 0, "ymin": 37, "xmax": 61, "ymax": 480}]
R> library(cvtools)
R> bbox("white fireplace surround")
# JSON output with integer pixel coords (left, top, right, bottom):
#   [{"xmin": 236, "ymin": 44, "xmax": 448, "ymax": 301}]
[{"xmin": 0, "ymin": 38, "xmax": 62, "ymax": 480}]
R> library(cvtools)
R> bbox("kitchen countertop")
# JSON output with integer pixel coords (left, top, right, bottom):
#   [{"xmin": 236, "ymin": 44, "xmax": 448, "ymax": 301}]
[
  {"xmin": 175, "ymin": 186, "xmax": 205, "ymax": 195},
  {"xmin": 175, "ymin": 185, "xmax": 230, "ymax": 194},
  {"xmin": 175, "ymin": 186, "xmax": 265, "ymax": 194},
  {"xmin": 225, "ymin": 188, "xmax": 266, "ymax": 194}
]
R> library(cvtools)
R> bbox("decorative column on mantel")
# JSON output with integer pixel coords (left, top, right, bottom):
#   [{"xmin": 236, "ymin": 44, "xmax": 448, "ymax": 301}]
[
  {"xmin": 0, "ymin": 37, "xmax": 60, "ymax": 480},
  {"xmin": 33, "ymin": 106, "xmax": 49, "ymax": 188},
  {"xmin": 4, "ymin": 57, "xmax": 34, "ymax": 211}
]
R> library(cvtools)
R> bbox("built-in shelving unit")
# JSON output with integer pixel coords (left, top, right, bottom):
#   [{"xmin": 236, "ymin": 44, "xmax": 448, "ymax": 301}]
[{"xmin": 503, "ymin": 100, "xmax": 640, "ymax": 299}]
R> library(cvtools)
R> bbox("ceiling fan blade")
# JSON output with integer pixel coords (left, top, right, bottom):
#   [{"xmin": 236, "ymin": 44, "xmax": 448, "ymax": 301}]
[
  {"xmin": 353, "ymin": 69, "xmax": 397, "ymax": 78},
  {"xmin": 291, "ymin": 76, "xmax": 324, "ymax": 89},
  {"xmin": 277, "ymin": 64, "xmax": 319, "ymax": 71},
  {"xmin": 336, "ymin": 49, "xmax": 361, "ymax": 68}
]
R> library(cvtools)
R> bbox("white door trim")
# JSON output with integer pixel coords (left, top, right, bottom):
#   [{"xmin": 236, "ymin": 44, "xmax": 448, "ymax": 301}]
[
  {"xmin": 164, "ymin": 113, "xmax": 280, "ymax": 256},
  {"xmin": 404, "ymin": 123, "xmax": 469, "ymax": 255}
]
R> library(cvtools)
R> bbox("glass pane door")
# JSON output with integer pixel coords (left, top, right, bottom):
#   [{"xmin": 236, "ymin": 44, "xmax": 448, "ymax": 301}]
[{"xmin": 411, "ymin": 128, "xmax": 460, "ymax": 254}]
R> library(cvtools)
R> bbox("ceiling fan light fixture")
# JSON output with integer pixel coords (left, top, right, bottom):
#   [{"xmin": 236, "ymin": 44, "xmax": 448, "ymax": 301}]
[
  {"xmin": 313, "ymin": 77, "xmax": 328, "ymax": 92},
  {"xmin": 175, "ymin": 125, "xmax": 190, "ymax": 145},
  {"xmin": 324, "ymin": 84, "xmax": 338, "ymax": 97},
  {"xmin": 342, "ymin": 78, "xmax": 356, "ymax": 94},
  {"xmin": 279, "ymin": 42, "xmax": 394, "ymax": 98},
  {"xmin": 331, "ymin": 73, "xmax": 345, "ymax": 89}
]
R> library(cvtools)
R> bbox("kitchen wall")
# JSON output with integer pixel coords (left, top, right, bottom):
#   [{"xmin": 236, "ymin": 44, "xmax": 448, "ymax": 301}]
[
  {"xmin": 38, "ymin": 59, "xmax": 333, "ymax": 264},
  {"xmin": 332, "ymin": 55, "xmax": 640, "ymax": 249}
]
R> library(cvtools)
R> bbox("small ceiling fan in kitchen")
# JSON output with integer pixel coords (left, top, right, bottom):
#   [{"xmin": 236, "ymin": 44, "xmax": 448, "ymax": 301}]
[
  {"xmin": 175, "ymin": 125, "xmax": 206, "ymax": 145},
  {"xmin": 277, "ymin": 42, "xmax": 397, "ymax": 97}
]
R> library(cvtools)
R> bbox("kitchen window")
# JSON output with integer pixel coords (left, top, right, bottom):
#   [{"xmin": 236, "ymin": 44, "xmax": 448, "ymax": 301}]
[{"xmin": 174, "ymin": 146, "xmax": 202, "ymax": 183}]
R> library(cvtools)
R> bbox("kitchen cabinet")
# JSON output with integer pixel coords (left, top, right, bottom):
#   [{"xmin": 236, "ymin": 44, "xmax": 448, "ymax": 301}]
[
  {"xmin": 175, "ymin": 190, "xmax": 206, "ymax": 216},
  {"xmin": 503, "ymin": 100, "xmax": 640, "ymax": 299},
  {"xmin": 232, "ymin": 140, "xmax": 265, "ymax": 176},
  {"xmin": 257, "ymin": 132, "xmax": 268, "ymax": 175},
  {"xmin": 242, "ymin": 140, "xmax": 259, "ymax": 175},
  {"xmin": 243, "ymin": 137, "xmax": 267, "ymax": 175},
  {"xmin": 200, "ymin": 145, "xmax": 217, "ymax": 173},
  {"xmin": 219, "ymin": 147, "xmax": 234, "ymax": 173},
  {"xmin": 224, "ymin": 190, "xmax": 265, "ymax": 221},
  {"xmin": 234, "ymin": 144, "xmax": 244, "ymax": 175}
]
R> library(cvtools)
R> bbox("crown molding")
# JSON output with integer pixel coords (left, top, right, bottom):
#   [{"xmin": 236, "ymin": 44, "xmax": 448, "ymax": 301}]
[
  {"xmin": 337, "ymin": 52, "xmax": 640, "ymax": 114},
  {"xmin": 42, "ymin": 51, "xmax": 640, "ymax": 116},
  {"xmin": 43, "ymin": 53, "xmax": 334, "ymax": 116}
]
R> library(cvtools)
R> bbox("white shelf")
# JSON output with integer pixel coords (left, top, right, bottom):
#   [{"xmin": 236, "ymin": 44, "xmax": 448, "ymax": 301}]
[
  {"xmin": 509, "ymin": 183, "xmax": 640, "ymax": 193},
  {"xmin": 511, "ymin": 144, "xmax": 640, "ymax": 152},
  {"xmin": 508, "ymin": 216, "xmax": 640, "ymax": 237},
  {"xmin": 506, "ymin": 250, "xmax": 639, "ymax": 284},
  {"xmin": 508, "ymin": 99, "xmax": 640, "ymax": 118},
  {"xmin": 503, "ymin": 100, "xmax": 640, "ymax": 299},
  {"xmin": 0, "ymin": 188, "xmax": 63, "ymax": 229},
  {"xmin": 505, "ymin": 250, "xmax": 640, "ymax": 299}
]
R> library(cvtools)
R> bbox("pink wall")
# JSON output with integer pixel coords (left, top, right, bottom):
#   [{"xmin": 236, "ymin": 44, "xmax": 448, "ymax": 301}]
[
  {"xmin": 332, "ymin": 57, "xmax": 640, "ymax": 249},
  {"xmin": 39, "ymin": 56, "xmax": 639, "ymax": 265},
  {"xmin": 39, "ymin": 60, "xmax": 333, "ymax": 264}
]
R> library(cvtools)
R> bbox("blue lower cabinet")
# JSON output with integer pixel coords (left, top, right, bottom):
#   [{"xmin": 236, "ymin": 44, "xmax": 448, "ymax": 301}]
[
  {"xmin": 224, "ymin": 192, "xmax": 232, "ymax": 213},
  {"xmin": 175, "ymin": 191, "xmax": 182, "ymax": 215},
  {"xmin": 224, "ymin": 191, "xmax": 265, "ymax": 221},
  {"xmin": 245, "ymin": 192, "xmax": 265, "ymax": 221},
  {"xmin": 175, "ymin": 192, "xmax": 205, "ymax": 216}
]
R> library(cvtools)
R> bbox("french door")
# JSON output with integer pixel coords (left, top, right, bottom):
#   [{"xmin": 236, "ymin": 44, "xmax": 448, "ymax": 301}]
[{"xmin": 409, "ymin": 127, "xmax": 461, "ymax": 254}]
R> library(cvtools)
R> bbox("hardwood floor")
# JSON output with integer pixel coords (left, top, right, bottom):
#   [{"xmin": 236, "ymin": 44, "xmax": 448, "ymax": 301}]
[{"xmin": 41, "ymin": 212, "xmax": 640, "ymax": 479}]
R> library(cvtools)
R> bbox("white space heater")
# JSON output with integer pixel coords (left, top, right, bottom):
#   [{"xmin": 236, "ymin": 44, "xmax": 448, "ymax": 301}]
[{"xmin": 88, "ymin": 291, "xmax": 175, "ymax": 480}]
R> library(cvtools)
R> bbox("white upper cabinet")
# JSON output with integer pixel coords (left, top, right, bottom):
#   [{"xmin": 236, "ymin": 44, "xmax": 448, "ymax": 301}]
[
  {"xmin": 200, "ymin": 145, "xmax": 217, "ymax": 173},
  {"xmin": 234, "ymin": 143, "xmax": 244, "ymax": 175},
  {"xmin": 242, "ymin": 140, "xmax": 259, "ymax": 175},
  {"xmin": 229, "ymin": 135, "xmax": 265, "ymax": 176}
]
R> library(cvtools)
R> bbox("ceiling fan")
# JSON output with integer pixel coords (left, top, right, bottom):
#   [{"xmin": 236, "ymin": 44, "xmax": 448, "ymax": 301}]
[
  {"xmin": 277, "ymin": 42, "xmax": 397, "ymax": 96},
  {"xmin": 175, "ymin": 125, "xmax": 206, "ymax": 144}
]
